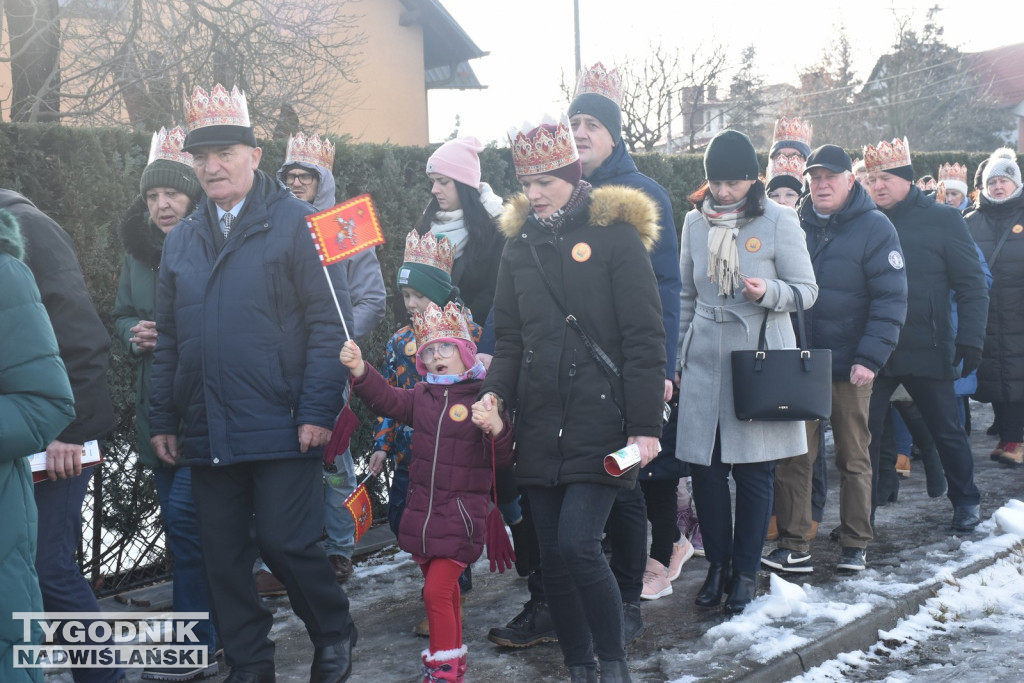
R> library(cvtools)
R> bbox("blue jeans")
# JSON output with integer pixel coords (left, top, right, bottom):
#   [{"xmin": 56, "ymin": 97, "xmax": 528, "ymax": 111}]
[
  {"xmin": 34, "ymin": 471, "xmax": 122, "ymax": 683},
  {"xmin": 322, "ymin": 447, "xmax": 356, "ymax": 559},
  {"xmin": 153, "ymin": 467, "xmax": 217, "ymax": 652},
  {"xmin": 526, "ymin": 483, "xmax": 624, "ymax": 667}
]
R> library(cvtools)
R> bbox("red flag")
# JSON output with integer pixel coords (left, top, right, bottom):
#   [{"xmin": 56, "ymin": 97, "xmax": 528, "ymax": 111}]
[
  {"xmin": 344, "ymin": 482, "xmax": 374, "ymax": 544},
  {"xmin": 307, "ymin": 193, "xmax": 385, "ymax": 265}
]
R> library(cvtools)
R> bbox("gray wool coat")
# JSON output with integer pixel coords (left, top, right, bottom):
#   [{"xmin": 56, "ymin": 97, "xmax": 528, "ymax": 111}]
[{"xmin": 675, "ymin": 199, "xmax": 818, "ymax": 466}]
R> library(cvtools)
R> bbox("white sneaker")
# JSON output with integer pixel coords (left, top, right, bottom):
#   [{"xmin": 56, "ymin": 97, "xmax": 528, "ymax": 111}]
[
  {"xmin": 666, "ymin": 538, "xmax": 694, "ymax": 581},
  {"xmin": 641, "ymin": 558, "xmax": 672, "ymax": 600}
]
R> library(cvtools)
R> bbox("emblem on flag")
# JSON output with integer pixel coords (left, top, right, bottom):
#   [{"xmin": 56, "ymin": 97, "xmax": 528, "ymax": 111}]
[
  {"xmin": 344, "ymin": 482, "xmax": 374, "ymax": 544},
  {"xmin": 307, "ymin": 194, "xmax": 385, "ymax": 265}
]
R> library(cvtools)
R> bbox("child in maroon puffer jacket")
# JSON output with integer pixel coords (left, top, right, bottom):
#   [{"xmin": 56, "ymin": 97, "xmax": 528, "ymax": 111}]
[{"xmin": 340, "ymin": 301, "xmax": 513, "ymax": 683}]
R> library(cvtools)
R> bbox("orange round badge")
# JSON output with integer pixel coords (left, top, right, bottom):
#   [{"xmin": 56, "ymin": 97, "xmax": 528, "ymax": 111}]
[
  {"xmin": 449, "ymin": 404, "xmax": 469, "ymax": 422},
  {"xmin": 1013, "ymin": 224, "xmax": 1023, "ymax": 234},
  {"xmin": 745, "ymin": 237, "xmax": 762, "ymax": 253},
  {"xmin": 571, "ymin": 242, "xmax": 592, "ymax": 262},
  {"xmin": 404, "ymin": 340, "xmax": 417, "ymax": 357}
]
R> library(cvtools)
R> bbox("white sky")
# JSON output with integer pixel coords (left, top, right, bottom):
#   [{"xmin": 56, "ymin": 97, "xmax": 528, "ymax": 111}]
[{"xmin": 427, "ymin": 1, "xmax": 1023, "ymax": 144}]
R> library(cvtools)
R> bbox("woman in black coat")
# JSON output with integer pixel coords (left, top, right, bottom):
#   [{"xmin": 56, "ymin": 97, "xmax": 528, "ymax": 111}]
[{"xmin": 480, "ymin": 118, "xmax": 665, "ymax": 682}]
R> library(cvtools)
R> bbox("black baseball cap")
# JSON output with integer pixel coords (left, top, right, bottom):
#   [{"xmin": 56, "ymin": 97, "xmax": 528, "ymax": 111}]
[{"xmin": 804, "ymin": 145, "xmax": 852, "ymax": 174}]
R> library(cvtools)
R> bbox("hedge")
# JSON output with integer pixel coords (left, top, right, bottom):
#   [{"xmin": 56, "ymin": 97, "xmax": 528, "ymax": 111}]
[{"xmin": 0, "ymin": 122, "xmax": 1009, "ymax": 522}]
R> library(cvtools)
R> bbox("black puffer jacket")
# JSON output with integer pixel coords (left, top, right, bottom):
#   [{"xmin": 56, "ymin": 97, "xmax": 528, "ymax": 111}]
[
  {"xmin": 879, "ymin": 186, "xmax": 988, "ymax": 379},
  {"xmin": 482, "ymin": 185, "xmax": 666, "ymax": 489},
  {"xmin": 798, "ymin": 181, "xmax": 907, "ymax": 378},
  {"xmin": 966, "ymin": 192, "xmax": 1024, "ymax": 402}
]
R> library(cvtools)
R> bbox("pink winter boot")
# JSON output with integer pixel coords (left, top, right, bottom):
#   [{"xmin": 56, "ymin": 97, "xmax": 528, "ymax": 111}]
[{"xmin": 421, "ymin": 646, "xmax": 466, "ymax": 683}]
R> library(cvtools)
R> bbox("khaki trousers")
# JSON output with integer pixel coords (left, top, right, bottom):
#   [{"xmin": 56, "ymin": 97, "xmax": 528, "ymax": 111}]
[{"xmin": 774, "ymin": 380, "xmax": 874, "ymax": 552}]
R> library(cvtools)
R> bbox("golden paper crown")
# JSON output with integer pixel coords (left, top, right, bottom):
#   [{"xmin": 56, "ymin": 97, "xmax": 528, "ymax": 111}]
[
  {"xmin": 573, "ymin": 62, "xmax": 625, "ymax": 106},
  {"xmin": 412, "ymin": 301, "xmax": 472, "ymax": 348},
  {"xmin": 285, "ymin": 132, "xmax": 335, "ymax": 170},
  {"xmin": 183, "ymin": 84, "xmax": 251, "ymax": 132},
  {"xmin": 403, "ymin": 230, "xmax": 455, "ymax": 274},
  {"xmin": 147, "ymin": 126, "xmax": 192, "ymax": 166},
  {"xmin": 508, "ymin": 115, "xmax": 579, "ymax": 177},
  {"xmin": 938, "ymin": 162, "xmax": 968, "ymax": 185},
  {"xmin": 772, "ymin": 117, "xmax": 813, "ymax": 149},
  {"xmin": 863, "ymin": 137, "xmax": 912, "ymax": 173},
  {"xmin": 767, "ymin": 153, "xmax": 806, "ymax": 182}
]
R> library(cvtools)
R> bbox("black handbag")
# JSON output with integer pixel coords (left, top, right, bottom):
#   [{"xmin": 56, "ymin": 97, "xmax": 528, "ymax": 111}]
[{"xmin": 730, "ymin": 287, "xmax": 832, "ymax": 421}]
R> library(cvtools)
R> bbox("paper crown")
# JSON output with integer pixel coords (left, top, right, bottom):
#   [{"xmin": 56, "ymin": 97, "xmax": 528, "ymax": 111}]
[
  {"xmin": 772, "ymin": 117, "xmax": 813, "ymax": 149},
  {"xmin": 574, "ymin": 61, "xmax": 625, "ymax": 106},
  {"xmin": 285, "ymin": 132, "xmax": 335, "ymax": 170},
  {"xmin": 767, "ymin": 153, "xmax": 805, "ymax": 182},
  {"xmin": 183, "ymin": 84, "xmax": 251, "ymax": 132},
  {"xmin": 403, "ymin": 230, "xmax": 455, "ymax": 273},
  {"xmin": 508, "ymin": 114, "xmax": 579, "ymax": 177},
  {"xmin": 938, "ymin": 162, "xmax": 968, "ymax": 185},
  {"xmin": 147, "ymin": 126, "xmax": 192, "ymax": 166},
  {"xmin": 412, "ymin": 301, "xmax": 472, "ymax": 348},
  {"xmin": 863, "ymin": 137, "xmax": 912, "ymax": 172}
]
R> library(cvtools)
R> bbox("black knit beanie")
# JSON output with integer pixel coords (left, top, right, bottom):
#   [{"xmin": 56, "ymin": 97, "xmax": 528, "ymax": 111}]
[
  {"xmin": 568, "ymin": 93, "xmax": 622, "ymax": 145},
  {"xmin": 704, "ymin": 130, "xmax": 759, "ymax": 181},
  {"xmin": 140, "ymin": 159, "xmax": 202, "ymax": 201},
  {"xmin": 886, "ymin": 164, "xmax": 915, "ymax": 182},
  {"xmin": 766, "ymin": 174, "xmax": 803, "ymax": 194}
]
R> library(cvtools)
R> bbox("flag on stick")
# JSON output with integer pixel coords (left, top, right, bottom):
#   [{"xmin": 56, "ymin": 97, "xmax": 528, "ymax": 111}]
[
  {"xmin": 344, "ymin": 473, "xmax": 377, "ymax": 544},
  {"xmin": 307, "ymin": 193, "xmax": 385, "ymax": 265}
]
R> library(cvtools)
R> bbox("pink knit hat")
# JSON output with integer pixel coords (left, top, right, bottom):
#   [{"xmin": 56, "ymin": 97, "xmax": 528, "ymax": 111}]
[
  {"xmin": 426, "ymin": 136, "xmax": 484, "ymax": 188},
  {"xmin": 416, "ymin": 337, "xmax": 478, "ymax": 377}
]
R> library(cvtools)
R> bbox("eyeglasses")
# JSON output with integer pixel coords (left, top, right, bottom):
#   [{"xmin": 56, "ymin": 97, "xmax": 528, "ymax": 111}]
[
  {"xmin": 420, "ymin": 342, "xmax": 458, "ymax": 363},
  {"xmin": 284, "ymin": 172, "xmax": 315, "ymax": 186}
]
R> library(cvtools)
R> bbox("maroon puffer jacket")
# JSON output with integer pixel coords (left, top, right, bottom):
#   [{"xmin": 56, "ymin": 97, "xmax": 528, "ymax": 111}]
[{"xmin": 353, "ymin": 364, "xmax": 514, "ymax": 563}]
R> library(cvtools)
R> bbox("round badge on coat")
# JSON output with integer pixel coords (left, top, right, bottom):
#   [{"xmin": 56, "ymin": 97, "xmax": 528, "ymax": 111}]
[
  {"xmin": 404, "ymin": 340, "xmax": 417, "ymax": 357},
  {"xmin": 571, "ymin": 242, "xmax": 592, "ymax": 262},
  {"xmin": 888, "ymin": 250, "xmax": 905, "ymax": 270},
  {"xmin": 449, "ymin": 404, "xmax": 469, "ymax": 422},
  {"xmin": 1013, "ymin": 224, "xmax": 1023, "ymax": 234},
  {"xmin": 745, "ymin": 237, "xmax": 761, "ymax": 253}
]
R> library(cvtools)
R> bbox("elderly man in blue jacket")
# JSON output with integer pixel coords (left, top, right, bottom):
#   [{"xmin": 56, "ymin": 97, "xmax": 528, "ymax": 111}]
[{"xmin": 149, "ymin": 85, "xmax": 357, "ymax": 683}]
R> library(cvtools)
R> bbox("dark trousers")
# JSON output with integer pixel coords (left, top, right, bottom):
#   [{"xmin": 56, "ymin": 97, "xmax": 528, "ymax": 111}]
[
  {"xmin": 639, "ymin": 478, "xmax": 681, "ymax": 566},
  {"xmin": 34, "ymin": 471, "xmax": 122, "ymax": 683},
  {"xmin": 191, "ymin": 458, "xmax": 354, "ymax": 674},
  {"xmin": 689, "ymin": 433, "xmax": 774, "ymax": 573},
  {"xmin": 993, "ymin": 401, "xmax": 1024, "ymax": 442},
  {"xmin": 604, "ymin": 483, "xmax": 648, "ymax": 604},
  {"xmin": 526, "ymin": 483, "xmax": 624, "ymax": 667},
  {"xmin": 868, "ymin": 376, "xmax": 980, "ymax": 508},
  {"xmin": 811, "ymin": 428, "xmax": 828, "ymax": 522}
]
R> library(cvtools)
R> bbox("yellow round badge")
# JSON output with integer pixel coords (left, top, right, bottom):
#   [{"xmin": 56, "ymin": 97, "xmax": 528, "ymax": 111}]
[
  {"xmin": 449, "ymin": 404, "xmax": 469, "ymax": 422},
  {"xmin": 745, "ymin": 237, "xmax": 762, "ymax": 253},
  {"xmin": 404, "ymin": 340, "xmax": 417, "ymax": 357},
  {"xmin": 572, "ymin": 242, "xmax": 592, "ymax": 262},
  {"xmin": 1013, "ymin": 224, "xmax": 1023, "ymax": 234}
]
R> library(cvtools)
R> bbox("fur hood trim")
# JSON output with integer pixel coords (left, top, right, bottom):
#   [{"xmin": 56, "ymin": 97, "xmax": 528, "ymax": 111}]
[
  {"xmin": 498, "ymin": 185, "xmax": 662, "ymax": 252},
  {"xmin": 0, "ymin": 208, "xmax": 24, "ymax": 260}
]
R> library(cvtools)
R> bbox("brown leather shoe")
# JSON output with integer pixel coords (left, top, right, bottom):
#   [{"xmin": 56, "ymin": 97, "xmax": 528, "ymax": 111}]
[
  {"xmin": 765, "ymin": 515, "xmax": 779, "ymax": 541},
  {"xmin": 895, "ymin": 453, "xmax": 911, "ymax": 477},
  {"xmin": 254, "ymin": 569, "xmax": 287, "ymax": 597},
  {"xmin": 328, "ymin": 554, "xmax": 353, "ymax": 584}
]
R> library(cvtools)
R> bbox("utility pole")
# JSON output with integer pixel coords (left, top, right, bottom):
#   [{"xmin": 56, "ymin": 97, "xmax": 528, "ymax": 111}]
[{"xmin": 573, "ymin": 0, "xmax": 581, "ymax": 77}]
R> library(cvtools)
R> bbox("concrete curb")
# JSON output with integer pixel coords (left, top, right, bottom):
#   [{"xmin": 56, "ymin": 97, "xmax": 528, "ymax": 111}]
[{"xmin": 728, "ymin": 545, "xmax": 1019, "ymax": 682}]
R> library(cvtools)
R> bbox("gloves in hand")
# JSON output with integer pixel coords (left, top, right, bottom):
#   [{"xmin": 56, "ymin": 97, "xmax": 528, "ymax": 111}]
[{"xmin": 953, "ymin": 345, "xmax": 983, "ymax": 378}]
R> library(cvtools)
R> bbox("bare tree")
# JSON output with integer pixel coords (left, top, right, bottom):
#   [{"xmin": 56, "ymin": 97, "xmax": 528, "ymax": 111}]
[
  {"xmin": 794, "ymin": 24, "xmax": 863, "ymax": 147},
  {"xmin": 618, "ymin": 45, "xmax": 681, "ymax": 152},
  {"xmin": 4, "ymin": 0, "xmax": 62, "ymax": 122},
  {"xmin": 676, "ymin": 44, "xmax": 728, "ymax": 152},
  {"xmin": 5, "ymin": 0, "xmax": 365, "ymax": 135},
  {"xmin": 723, "ymin": 45, "xmax": 768, "ymax": 147}
]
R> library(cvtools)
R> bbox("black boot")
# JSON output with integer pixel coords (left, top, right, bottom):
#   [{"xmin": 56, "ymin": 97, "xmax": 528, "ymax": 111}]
[
  {"xmin": 598, "ymin": 658, "xmax": 632, "ymax": 682},
  {"xmin": 724, "ymin": 572, "xmax": 757, "ymax": 613},
  {"xmin": 695, "ymin": 562, "xmax": 731, "ymax": 607},
  {"xmin": 569, "ymin": 663, "xmax": 599, "ymax": 683},
  {"xmin": 486, "ymin": 600, "xmax": 558, "ymax": 648},
  {"xmin": 622, "ymin": 601, "xmax": 645, "ymax": 645},
  {"xmin": 309, "ymin": 625, "xmax": 357, "ymax": 683}
]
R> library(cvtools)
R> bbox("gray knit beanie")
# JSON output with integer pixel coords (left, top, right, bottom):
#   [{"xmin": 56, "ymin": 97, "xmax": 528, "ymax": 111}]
[
  {"xmin": 140, "ymin": 159, "xmax": 202, "ymax": 202},
  {"xmin": 982, "ymin": 148, "xmax": 1022, "ymax": 189}
]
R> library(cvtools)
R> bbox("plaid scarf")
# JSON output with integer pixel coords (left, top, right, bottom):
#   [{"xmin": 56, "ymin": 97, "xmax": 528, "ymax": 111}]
[
  {"xmin": 701, "ymin": 196, "xmax": 749, "ymax": 297},
  {"xmin": 535, "ymin": 180, "xmax": 593, "ymax": 231}
]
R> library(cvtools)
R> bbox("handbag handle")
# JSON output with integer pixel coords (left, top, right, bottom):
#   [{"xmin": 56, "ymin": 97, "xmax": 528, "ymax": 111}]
[{"xmin": 755, "ymin": 286, "xmax": 812, "ymax": 371}]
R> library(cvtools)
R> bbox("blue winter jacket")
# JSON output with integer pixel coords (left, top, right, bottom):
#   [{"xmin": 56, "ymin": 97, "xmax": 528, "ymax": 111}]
[
  {"xmin": 797, "ymin": 180, "xmax": 908, "ymax": 379},
  {"xmin": 150, "ymin": 170, "xmax": 353, "ymax": 466},
  {"xmin": 586, "ymin": 142, "xmax": 681, "ymax": 378}
]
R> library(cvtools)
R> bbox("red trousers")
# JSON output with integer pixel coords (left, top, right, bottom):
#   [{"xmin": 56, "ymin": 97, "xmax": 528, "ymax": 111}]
[{"xmin": 419, "ymin": 557, "xmax": 464, "ymax": 653}]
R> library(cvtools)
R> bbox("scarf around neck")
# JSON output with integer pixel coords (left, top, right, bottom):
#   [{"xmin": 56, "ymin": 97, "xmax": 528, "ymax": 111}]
[
  {"xmin": 535, "ymin": 180, "xmax": 592, "ymax": 231},
  {"xmin": 427, "ymin": 359, "xmax": 487, "ymax": 385},
  {"xmin": 701, "ymin": 196, "xmax": 749, "ymax": 297},
  {"xmin": 429, "ymin": 210, "xmax": 469, "ymax": 258}
]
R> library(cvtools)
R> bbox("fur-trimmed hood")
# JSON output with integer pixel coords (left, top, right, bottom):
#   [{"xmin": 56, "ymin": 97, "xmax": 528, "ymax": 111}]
[
  {"xmin": 0, "ymin": 208, "xmax": 23, "ymax": 260},
  {"xmin": 119, "ymin": 195, "xmax": 166, "ymax": 270},
  {"xmin": 498, "ymin": 185, "xmax": 661, "ymax": 252}
]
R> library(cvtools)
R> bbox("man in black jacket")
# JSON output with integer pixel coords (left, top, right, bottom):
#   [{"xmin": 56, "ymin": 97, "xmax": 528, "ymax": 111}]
[
  {"xmin": 863, "ymin": 137, "xmax": 989, "ymax": 532},
  {"xmin": 2, "ymin": 188, "xmax": 120, "ymax": 683},
  {"xmin": 762, "ymin": 146, "xmax": 907, "ymax": 575}
]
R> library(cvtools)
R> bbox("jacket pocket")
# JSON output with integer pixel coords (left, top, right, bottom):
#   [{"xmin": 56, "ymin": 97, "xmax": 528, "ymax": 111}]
[
  {"xmin": 679, "ymin": 326, "xmax": 695, "ymax": 368},
  {"xmin": 456, "ymin": 497, "xmax": 474, "ymax": 540}
]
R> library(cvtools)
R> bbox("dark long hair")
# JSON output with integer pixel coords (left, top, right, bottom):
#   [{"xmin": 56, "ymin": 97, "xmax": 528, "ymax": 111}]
[
  {"xmin": 687, "ymin": 179, "xmax": 767, "ymax": 218},
  {"xmin": 416, "ymin": 180, "xmax": 501, "ymax": 264}
]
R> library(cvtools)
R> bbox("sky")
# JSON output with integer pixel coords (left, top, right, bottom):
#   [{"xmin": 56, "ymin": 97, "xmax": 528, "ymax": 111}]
[{"xmin": 427, "ymin": 1, "xmax": 1024, "ymax": 144}]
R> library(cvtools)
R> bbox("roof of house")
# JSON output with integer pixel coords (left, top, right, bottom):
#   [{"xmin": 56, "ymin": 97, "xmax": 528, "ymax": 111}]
[
  {"xmin": 968, "ymin": 43, "xmax": 1024, "ymax": 108},
  {"xmin": 401, "ymin": 0, "xmax": 488, "ymax": 89}
]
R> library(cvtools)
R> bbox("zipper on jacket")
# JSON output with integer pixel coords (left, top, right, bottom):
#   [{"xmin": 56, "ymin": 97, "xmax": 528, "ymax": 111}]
[
  {"xmin": 422, "ymin": 388, "xmax": 449, "ymax": 555},
  {"xmin": 558, "ymin": 349, "xmax": 578, "ymax": 438}
]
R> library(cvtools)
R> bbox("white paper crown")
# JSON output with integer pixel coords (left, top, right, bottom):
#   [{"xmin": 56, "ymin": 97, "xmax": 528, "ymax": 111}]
[
  {"xmin": 507, "ymin": 114, "xmax": 579, "ymax": 177},
  {"xmin": 183, "ymin": 84, "xmax": 251, "ymax": 132},
  {"xmin": 147, "ymin": 126, "xmax": 192, "ymax": 166},
  {"xmin": 285, "ymin": 132, "xmax": 336, "ymax": 170},
  {"xmin": 574, "ymin": 62, "xmax": 625, "ymax": 106}
]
